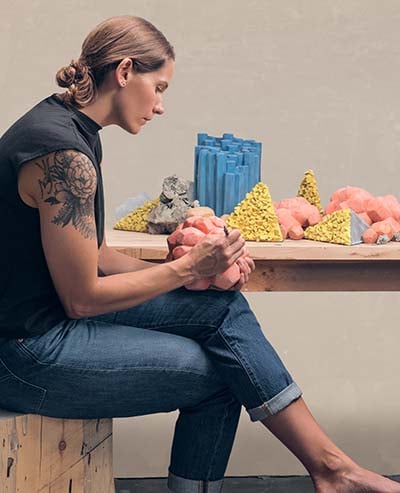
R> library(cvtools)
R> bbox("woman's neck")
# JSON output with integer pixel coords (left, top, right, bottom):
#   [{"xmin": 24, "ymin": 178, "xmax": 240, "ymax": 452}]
[{"xmin": 77, "ymin": 89, "xmax": 117, "ymax": 128}]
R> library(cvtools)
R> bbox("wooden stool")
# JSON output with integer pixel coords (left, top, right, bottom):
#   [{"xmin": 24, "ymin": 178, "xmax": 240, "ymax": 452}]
[{"xmin": 0, "ymin": 410, "xmax": 114, "ymax": 492}]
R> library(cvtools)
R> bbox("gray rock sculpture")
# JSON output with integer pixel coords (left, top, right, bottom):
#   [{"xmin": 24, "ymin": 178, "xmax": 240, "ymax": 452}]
[{"xmin": 147, "ymin": 175, "xmax": 196, "ymax": 234}]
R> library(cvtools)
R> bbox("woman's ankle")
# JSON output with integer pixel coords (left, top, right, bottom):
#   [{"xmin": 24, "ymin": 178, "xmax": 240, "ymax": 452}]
[{"xmin": 310, "ymin": 447, "xmax": 356, "ymax": 481}]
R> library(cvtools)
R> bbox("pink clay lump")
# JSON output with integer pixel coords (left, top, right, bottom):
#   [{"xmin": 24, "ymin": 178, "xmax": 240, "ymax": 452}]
[
  {"xmin": 273, "ymin": 197, "xmax": 322, "ymax": 240},
  {"xmin": 167, "ymin": 216, "xmax": 249, "ymax": 290}
]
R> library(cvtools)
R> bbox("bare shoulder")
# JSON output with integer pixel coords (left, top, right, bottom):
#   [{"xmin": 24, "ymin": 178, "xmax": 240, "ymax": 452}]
[{"xmin": 18, "ymin": 150, "xmax": 98, "ymax": 240}]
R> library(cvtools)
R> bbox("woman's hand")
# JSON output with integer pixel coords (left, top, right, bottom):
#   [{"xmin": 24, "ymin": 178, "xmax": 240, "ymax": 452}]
[
  {"xmin": 228, "ymin": 254, "xmax": 255, "ymax": 291},
  {"xmin": 187, "ymin": 229, "xmax": 245, "ymax": 278},
  {"xmin": 243, "ymin": 255, "xmax": 255, "ymax": 275}
]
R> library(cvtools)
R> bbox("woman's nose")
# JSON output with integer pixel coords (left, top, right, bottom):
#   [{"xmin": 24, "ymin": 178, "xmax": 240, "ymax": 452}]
[
  {"xmin": 153, "ymin": 97, "xmax": 165, "ymax": 115},
  {"xmin": 154, "ymin": 104, "xmax": 164, "ymax": 115}
]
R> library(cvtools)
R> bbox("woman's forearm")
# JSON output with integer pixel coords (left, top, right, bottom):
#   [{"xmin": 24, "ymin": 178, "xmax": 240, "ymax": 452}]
[
  {"xmin": 71, "ymin": 255, "xmax": 195, "ymax": 318},
  {"xmin": 70, "ymin": 231, "xmax": 246, "ymax": 319},
  {"xmin": 98, "ymin": 246, "xmax": 157, "ymax": 275}
]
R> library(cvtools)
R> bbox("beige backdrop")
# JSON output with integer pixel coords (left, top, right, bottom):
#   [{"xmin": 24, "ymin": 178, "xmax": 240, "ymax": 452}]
[{"xmin": 1, "ymin": 0, "xmax": 400, "ymax": 478}]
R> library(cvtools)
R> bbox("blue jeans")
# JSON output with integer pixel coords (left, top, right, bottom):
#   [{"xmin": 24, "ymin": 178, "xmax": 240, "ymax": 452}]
[{"xmin": 0, "ymin": 288, "xmax": 301, "ymax": 492}]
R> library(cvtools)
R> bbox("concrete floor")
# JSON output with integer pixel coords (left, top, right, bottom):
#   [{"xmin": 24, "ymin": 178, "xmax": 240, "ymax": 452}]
[{"xmin": 115, "ymin": 475, "xmax": 400, "ymax": 492}]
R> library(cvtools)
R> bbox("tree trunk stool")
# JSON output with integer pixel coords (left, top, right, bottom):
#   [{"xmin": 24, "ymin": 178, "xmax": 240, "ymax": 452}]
[{"xmin": 0, "ymin": 410, "xmax": 114, "ymax": 493}]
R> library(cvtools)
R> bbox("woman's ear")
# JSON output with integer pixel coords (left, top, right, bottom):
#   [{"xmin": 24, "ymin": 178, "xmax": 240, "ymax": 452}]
[{"xmin": 115, "ymin": 57, "xmax": 133, "ymax": 87}]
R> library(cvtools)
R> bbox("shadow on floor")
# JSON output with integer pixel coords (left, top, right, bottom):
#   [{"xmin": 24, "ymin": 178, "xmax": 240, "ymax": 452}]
[{"xmin": 116, "ymin": 475, "xmax": 400, "ymax": 492}]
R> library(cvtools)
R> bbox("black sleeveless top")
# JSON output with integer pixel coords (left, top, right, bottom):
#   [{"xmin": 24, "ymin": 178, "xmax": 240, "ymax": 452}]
[{"xmin": 0, "ymin": 94, "xmax": 104, "ymax": 338}]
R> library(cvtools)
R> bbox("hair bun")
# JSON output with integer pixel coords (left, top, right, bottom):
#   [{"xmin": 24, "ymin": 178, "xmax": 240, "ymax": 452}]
[
  {"xmin": 56, "ymin": 59, "xmax": 94, "ymax": 108},
  {"xmin": 71, "ymin": 60, "xmax": 90, "ymax": 83},
  {"xmin": 56, "ymin": 59, "xmax": 88, "ymax": 88}
]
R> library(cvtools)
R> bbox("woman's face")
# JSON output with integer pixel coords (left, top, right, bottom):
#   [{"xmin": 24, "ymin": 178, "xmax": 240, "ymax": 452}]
[{"xmin": 114, "ymin": 57, "xmax": 174, "ymax": 134}]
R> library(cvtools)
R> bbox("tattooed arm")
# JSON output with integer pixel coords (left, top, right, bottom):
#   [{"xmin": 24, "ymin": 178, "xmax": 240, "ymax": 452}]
[
  {"xmin": 19, "ymin": 150, "xmax": 196, "ymax": 318},
  {"xmin": 35, "ymin": 152, "xmax": 157, "ymax": 275}
]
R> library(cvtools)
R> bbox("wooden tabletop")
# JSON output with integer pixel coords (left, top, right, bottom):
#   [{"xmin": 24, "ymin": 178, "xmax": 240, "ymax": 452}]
[
  {"xmin": 106, "ymin": 230, "xmax": 400, "ymax": 291},
  {"xmin": 106, "ymin": 229, "xmax": 400, "ymax": 261}
]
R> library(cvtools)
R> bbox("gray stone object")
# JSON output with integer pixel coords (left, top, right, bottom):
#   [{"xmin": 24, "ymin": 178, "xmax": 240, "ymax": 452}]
[
  {"xmin": 147, "ymin": 175, "xmax": 195, "ymax": 234},
  {"xmin": 377, "ymin": 234, "xmax": 390, "ymax": 245},
  {"xmin": 350, "ymin": 210, "xmax": 370, "ymax": 244}
]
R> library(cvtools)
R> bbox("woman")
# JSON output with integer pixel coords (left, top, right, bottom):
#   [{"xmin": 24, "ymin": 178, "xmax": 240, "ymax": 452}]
[{"xmin": 0, "ymin": 15, "xmax": 398, "ymax": 493}]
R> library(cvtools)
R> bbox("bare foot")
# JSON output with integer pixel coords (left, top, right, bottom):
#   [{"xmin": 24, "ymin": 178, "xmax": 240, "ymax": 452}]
[{"xmin": 314, "ymin": 464, "xmax": 400, "ymax": 493}]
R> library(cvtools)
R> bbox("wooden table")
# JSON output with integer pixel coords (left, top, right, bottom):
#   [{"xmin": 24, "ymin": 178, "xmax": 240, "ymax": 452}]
[{"xmin": 107, "ymin": 230, "xmax": 400, "ymax": 291}]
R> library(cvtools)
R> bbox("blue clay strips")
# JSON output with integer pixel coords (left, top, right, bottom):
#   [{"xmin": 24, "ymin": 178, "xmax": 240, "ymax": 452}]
[{"xmin": 194, "ymin": 133, "xmax": 262, "ymax": 215}]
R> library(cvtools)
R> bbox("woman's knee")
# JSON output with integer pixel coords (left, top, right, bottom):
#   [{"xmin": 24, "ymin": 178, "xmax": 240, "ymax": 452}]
[{"xmin": 169, "ymin": 338, "xmax": 237, "ymax": 408}]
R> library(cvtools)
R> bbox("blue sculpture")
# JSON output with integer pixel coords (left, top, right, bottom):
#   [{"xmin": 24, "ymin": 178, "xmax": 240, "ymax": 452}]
[{"xmin": 194, "ymin": 133, "xmax": 262, "ymax": 216}]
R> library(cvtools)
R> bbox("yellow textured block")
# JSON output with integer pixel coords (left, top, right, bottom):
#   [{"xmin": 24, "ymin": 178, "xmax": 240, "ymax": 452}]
[
  {"xmin": 304, "ymin": 209, "xmax": 369, "ymax": 245},
  {"xmin": 297, "ymin": 169, "xmax": 324, "ymax": 215},
  {"xmin": 226, "ymin": 182, "xmax": 283, "ymax": 241},
  {"xmin": 113, "ymin": 198, "xmax": 159, "ymax": 232}
]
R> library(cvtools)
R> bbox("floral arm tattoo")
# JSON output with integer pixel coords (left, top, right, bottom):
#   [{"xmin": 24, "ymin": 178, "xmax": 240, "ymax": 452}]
[{"xmin": 35, "ymin": 150, "xmax": 97, "ymax": 240}]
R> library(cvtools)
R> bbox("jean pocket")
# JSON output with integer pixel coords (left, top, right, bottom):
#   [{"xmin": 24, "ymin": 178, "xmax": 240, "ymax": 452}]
[
  {"xmin": 0, "ymin": 357, "xmax": 47, "ymax": 414},
  {"xmin": 15, "ymin": 322, "xmax": 74, "ymax": 364}
]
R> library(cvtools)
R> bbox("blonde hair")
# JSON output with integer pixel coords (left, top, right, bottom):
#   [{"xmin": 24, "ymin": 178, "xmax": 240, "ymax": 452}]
[{"xmin": 56, "ymin": 16, "xmax": 175, "ymax": 108}]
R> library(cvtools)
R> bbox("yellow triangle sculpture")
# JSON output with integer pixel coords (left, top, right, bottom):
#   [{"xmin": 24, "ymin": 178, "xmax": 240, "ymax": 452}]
[
  {"xmin": 304, "ymin": 209, "xmax": 369, "ymax": 245},
  {"xmin": 226, "ymin": 182, "xmax": 283, "ymax": 241},
  {"xmin": 114, "ymin": 198, "xmax": 159, "ymax": 232},
  {"xmin": 297, "ymin": 169, "xmax": 324, "ymax": 215}
]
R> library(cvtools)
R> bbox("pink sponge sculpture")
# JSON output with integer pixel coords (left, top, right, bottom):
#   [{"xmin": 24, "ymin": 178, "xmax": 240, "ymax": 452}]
[
  {"xmin": 325, "ymin": 186, "xmax": 400, "ymax": 244},
  {"xmin": 167, "ymin": 216, "xmax": 248, "ymax": 290},
  {"xmin": 273, "ymin": 197, "xmax": 322, "ymax": 240}
]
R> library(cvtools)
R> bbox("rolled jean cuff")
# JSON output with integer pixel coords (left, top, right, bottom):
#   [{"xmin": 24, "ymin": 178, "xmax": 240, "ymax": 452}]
[
  {"xmin": 168, "ymin": 471, "xmax": 224, "ymax": 493},
  {"xmin": 247, "ymin": 382, "xmax": 302, "ymax": 422}
]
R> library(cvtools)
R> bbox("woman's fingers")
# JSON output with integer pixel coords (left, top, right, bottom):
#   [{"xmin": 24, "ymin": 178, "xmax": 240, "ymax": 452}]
[
  {"xmin": 230, "ymin": 272, "xmax": 246, "ymax": 291},
  {"xmin": 237, "ymin": 257, "xmax": 250, "ymax": 276},
  {"xmin": 245, "ymin": 256, "xmax": 255, "ymax": 272},
  {"xmin": 225, "ymin": 232, "xmax": 245, "ymax": 259},
  {"xmin": 226, "ymin": 229, "xmax": 241, "ymax": 244},
  {"xmin": 235, "ymin": 259, "xmax": 249, "ymax": 285}
]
